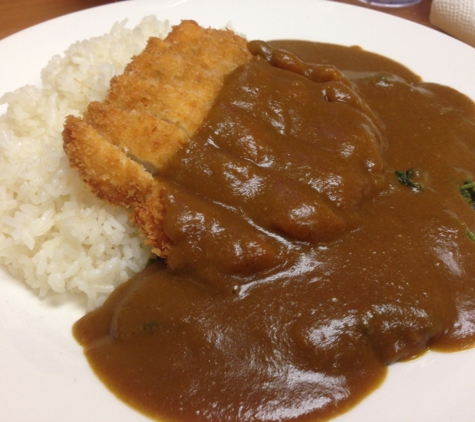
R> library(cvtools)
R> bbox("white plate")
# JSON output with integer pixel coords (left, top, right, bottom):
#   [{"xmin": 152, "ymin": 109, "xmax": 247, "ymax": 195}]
[{"xmin": 1, "ymin": 0, "xmax": 475, "ymax": 421}]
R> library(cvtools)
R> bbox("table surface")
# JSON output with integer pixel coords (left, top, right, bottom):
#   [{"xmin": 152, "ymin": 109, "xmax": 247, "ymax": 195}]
[{"xmin": 0, "ymin": 0, "xmax": 437, "ymax": 41}]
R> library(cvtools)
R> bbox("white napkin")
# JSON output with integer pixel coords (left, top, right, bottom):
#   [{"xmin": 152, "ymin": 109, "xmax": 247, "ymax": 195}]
[{"xmin": 430, "ymin": 0, "xmax": 475, "ymax": 48}]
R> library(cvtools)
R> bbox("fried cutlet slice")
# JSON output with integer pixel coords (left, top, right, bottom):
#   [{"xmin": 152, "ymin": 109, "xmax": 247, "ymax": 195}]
[
  {"xmin": 84, "ymin": 102, "xmax": 189, "ymax": 171},
  {"xmin": 63, "ymin": 21, "xmax": 252, "ymax": 256}
]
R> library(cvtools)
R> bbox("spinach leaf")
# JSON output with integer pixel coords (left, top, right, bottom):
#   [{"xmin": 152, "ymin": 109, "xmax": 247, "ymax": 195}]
[
  {"xmin": 459, "ymin": 180, "xmax": 475, "ymax": 210},
  {"xmin": 395, "ymin": 169, "xmax": 422, "ymax": 191}
]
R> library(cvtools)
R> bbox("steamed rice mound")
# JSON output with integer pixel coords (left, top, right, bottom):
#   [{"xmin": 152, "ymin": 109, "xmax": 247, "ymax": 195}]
[{"xmin": 0, "ymin": 17, "xmax": 171, "ymax": 307}]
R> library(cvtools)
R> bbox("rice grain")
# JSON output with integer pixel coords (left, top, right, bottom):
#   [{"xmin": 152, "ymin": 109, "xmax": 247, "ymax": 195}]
[{"xmin": 0, "ymin": 16, "xmax": 171, "ymax": 308}]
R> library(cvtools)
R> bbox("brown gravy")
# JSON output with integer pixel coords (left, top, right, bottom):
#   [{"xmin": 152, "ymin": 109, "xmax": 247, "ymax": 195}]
[{"xmin": 73, "ymin": 40, "xmax": 475, "ymax": 421}]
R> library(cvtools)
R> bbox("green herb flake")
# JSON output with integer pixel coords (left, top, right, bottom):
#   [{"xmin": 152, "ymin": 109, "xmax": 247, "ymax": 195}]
[
  {"xmin": 395, "ymin": 169, "xmax": 422, "ymax": 191},
  {"xmin": 143, "ymin": 321, "xmax": 160, "ymax": 334},
  {"xmin": 467, "ymin": 228, "xmax": 475, "ymax": 243},
  {"xmin": 459, "ymin": 180, "xmax": 475, "ymax": 210}
]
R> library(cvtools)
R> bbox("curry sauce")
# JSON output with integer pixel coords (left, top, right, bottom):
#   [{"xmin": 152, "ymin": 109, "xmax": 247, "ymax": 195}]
[{"xmin": 73, "ymin": 40, "xmax": 475, "ymax": 421}]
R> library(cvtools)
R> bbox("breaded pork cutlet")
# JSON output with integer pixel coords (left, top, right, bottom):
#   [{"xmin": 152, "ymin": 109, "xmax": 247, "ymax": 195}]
[{"xmin": 63, "ymin": 21, "xmax": 252, "ymax": 256}]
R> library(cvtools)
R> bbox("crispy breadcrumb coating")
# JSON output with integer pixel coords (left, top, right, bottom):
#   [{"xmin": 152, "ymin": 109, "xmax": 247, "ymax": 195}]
[{"xmin": 63, "ymin": 20, "xmax": 252, "ymax": 256}]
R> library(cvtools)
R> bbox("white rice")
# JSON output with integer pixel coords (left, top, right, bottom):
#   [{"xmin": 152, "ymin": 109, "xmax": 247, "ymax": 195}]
[{"xmin": 0, "ymin": 16, "xmax": 171, "ymax": 308}]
